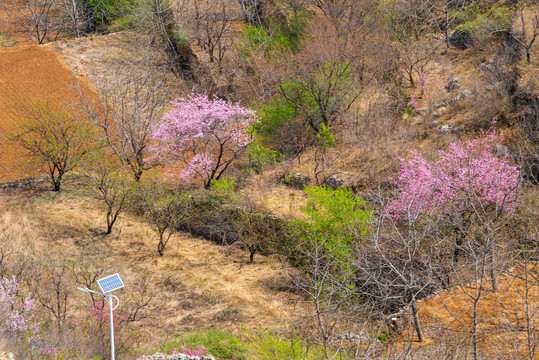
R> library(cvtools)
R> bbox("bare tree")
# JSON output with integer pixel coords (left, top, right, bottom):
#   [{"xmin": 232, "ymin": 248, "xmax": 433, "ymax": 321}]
[
  {"xmin": 179, "ymin": 0, "xmax": 236, "ymax": 70},
  {"xmin": 237, "ymin": 0, "xmax": 264, "ymax": 24},
  {"xmin": 55, "ymin": 0, "xmax": 89, "ymax": 38},
  {"xmin": 68, "ymin": 257, "xmax": 105, "ymax": 306},
  {"xmin": 354, "ymin": 203, "xmax": 448, "ymax": 343},
  {"xmin": 382, "ymin": 5, "xmax": 440, "ymax": 87},
  {"xmin": 76, "ymin": 63, "xmax": 168, "ymax": 181},
  {"xmin": 281, "ymin": 230, "xmax": 381, "ymax": 360},
  {"xmin": 275, "ymin": 18, "xmax": 374, "ymax": 135},
  {"xmin": 123, "ymin": 274, "xmax": 154, "ymax": 323},
  {"xmin": 9, "ymin": 99, "xmax": 95, "ymax": 191},
  {"xmin": 29, "ymin": 260, "xmax": 71, "ymax": 333},
  {"xmin": 512, "ymin": 1, "xmax": 539, "ymax": 64},
  {"xmin": 1, "ymin": 0, "xmax": 59, "ymax": 44},
  {"xmin": 83, "ymin": 153, "xmax": 134, "ymax": 235},
  {"xmin": 135, "ymin": 181, "xmax": 191, "ymax": 256}
]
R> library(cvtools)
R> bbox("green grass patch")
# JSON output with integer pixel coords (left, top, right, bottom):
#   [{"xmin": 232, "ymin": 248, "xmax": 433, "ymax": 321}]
[
  {"xmin": 160, "ymin": 330, "xmax": 248, "ymax": 360},
  {"xmin": 0, "ymin": 33, "xmax": 18, "ymax": 48}
]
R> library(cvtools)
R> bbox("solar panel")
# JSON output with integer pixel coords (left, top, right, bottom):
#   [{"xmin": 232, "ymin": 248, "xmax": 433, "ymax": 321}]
[{"xmin": 97, "ymin": 274, "xmax": 124, "ymax": 293}]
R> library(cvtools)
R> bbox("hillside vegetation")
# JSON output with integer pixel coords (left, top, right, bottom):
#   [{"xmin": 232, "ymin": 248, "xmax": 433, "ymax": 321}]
[{"xmin": 1, "ymin": 0, "xmax": 539, "ymax": 359}]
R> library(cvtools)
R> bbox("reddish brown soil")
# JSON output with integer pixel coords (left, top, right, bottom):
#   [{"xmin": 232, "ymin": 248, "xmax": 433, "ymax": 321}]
[
  {"xmin": 0, "ymin": 45, "xmax": 88, "ymax": 181},
  {"xmin": 398, "ymin": 267, "xmax": 539, "ymax": 358}
]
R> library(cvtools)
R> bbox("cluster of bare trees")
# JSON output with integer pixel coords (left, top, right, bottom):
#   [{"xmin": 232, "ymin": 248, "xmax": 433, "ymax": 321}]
[
  {"xmin": 0, "ymin": 230, "xmax": 153, "ymax": 358},
  {"xmin": 0, "ymin": 0, "xmax": 91, "ymax": 44}
]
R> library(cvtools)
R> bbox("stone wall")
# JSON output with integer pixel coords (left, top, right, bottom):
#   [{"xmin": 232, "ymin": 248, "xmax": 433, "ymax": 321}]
[{"xmin": 137, "ymin": 353, "xmax": 215, "ymax": 360}]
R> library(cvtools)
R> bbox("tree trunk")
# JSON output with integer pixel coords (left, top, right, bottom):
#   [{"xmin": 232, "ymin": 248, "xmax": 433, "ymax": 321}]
[{"xmin": 411, "ymin": 299, "xmax": 423, "ymax": 342}]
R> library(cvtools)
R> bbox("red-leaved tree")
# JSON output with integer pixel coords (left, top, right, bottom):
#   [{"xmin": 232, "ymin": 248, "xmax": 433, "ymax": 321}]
[{"xmin": 152, "ymin": 94, "xmax": 259, "ymax": 187}]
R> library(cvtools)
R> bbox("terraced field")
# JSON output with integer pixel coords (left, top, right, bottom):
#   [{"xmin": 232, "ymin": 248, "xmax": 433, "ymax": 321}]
[{"xmin": 0, "ymin": 45, "xmax": 85, "ymax": 180}]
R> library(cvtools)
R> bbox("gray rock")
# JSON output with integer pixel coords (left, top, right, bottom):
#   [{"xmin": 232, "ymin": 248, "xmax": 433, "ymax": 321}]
[
  {"xmin": 479, "ymin": 63, "xmax": 494, "ymax": 72},
  {"xmin": 451, "ymin": 127, "xmax": 463, "ymax": 134},
  {"xmin": 495, "ymin": 144, "xmax": 511, "ymax": 156},
  {"xmin": 456, "ymin": 89, "xmax": 472, "ymax": 100},
  {"xmin": 325, "ymin": 173, "xmax": 346, "ymax": 189},
  {"xmin": 136, "ymin": 354, "xmax": 215, "ymax": 360},
  {"xmin": 439, "ymin": 124, "xmax": 451, "ymax": 133},
  {"xmin": 433, "ymin": 106, "xmax": 447, "ymax": 118},
  {"xmin": 430, "ymin": 120, "xmax": 439, "ymax": 128},
  {"xmin": 449, "ymin": 28, "xmax": 474, "ymax": 49},
  {"xmin": 446, "ymin": 77, "xmax": 460, "ymax": 92}
]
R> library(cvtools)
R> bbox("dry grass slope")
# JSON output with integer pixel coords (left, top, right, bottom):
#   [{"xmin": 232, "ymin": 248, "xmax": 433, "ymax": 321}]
[{"xmin": 0, "ymin": 186, "xmax": 301, "ymax": 355}]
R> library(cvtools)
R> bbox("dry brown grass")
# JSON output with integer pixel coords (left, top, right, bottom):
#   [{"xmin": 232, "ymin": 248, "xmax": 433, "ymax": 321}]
[
  {"xmin": 0, "ymin": 186, "xmax": 303, "ymax": 354},
  {"xmin": 393, "ymin": 267, "xmax": 539, "ymax": 358}
]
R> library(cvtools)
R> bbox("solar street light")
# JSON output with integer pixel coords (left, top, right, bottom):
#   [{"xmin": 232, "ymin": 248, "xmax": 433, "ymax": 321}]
[{"xmin": 78, "ymin": 273, "xmax": 124, "ymax": 360}]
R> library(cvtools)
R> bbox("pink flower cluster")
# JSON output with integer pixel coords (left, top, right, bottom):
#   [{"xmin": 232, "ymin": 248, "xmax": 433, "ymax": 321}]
[
  {"xmin": 389, "ymin": 126, "xmax": 520, "ymax": 221},
  {"xmin": 152, "ymin": 94, "xmax": 259, "ymax": 184},
  {"xmin": 89, "ymin": 302, "xmax": 127, "ymax": 332},
  {"xmin": 42, "ymin": 344, "xmax": 77, "ymax": 360},
  {"xmin": 0, "ymin": 276, "xmax": 40, "ymax": 343}
]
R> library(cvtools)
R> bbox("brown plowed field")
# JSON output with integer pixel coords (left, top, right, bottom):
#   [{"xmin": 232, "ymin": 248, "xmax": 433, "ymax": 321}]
[{"xmin": 0, "ymin": 45, "xmax": 86, "ymax": 181}]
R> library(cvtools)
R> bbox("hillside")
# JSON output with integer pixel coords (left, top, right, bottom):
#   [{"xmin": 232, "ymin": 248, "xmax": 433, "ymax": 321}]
[
  {"xmin": 0, "ymin": 0, "xmax": 539, "ymax": 359},
  {"xmin": 0, "ymin": 185, "xmax": 303, "ymax": 358}
]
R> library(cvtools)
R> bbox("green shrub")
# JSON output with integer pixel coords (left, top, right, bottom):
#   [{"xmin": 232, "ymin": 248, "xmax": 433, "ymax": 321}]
[
  {"xmin": 245, "ymin": 329, "xmax": 323, "ymax": 360},
  {"xmin": 255, "ymin": 96, "xmax": 297, "ymax": 139},
  {"xmin": 247, "ymin": 142, "xmax": 283, "ymax": 174},
  {"xmin": 455, "ymin": 6, "xmax": 511, "ymax": 44},
  {"xmin": 172, "ymin": 29, "xmax": 190, "ymax": 47},
  {"xmin": 160, "ymin": 330, "xmax": 248, "ymax": 360},
  {"xmin": 296, "ymin": 186, "xmax": 372, "ymax": 273},
  {"xmin": 239, "ymin": 13, "xmax": 308, "ymax": 57},
  {"xmin": 282, "ymin": 172, "xmax": 310, "ymax": 189},
  {"xmin": 87, "ymin": 0, "xmax": 132, "ymax": 30}
]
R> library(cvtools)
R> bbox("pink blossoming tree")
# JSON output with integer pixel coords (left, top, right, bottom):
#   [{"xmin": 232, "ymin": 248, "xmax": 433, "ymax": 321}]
[
  {"xmin": 0, "ymin": 276, "xmax": 40, "ymax": 345},
  {"xmin": 153, "ymin": 94, "xmax": 259, "ymax": 187},
  {"xmin": 389, "ymin": 125, "xmax": 521, "ymax": 221},
  {"xmin": 388, "ymin": 125, "xmax": 521, "ymax": 292}
]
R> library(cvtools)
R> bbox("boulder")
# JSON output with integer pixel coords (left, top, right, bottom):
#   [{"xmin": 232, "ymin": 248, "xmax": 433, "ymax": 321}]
[
  {"xmin": 446, "ymin": 77, "xmax": 460, "ymax": 92},
  {"xmin": 449, "ymin": 28, "xmax": 474, "ymax": 49},
  {"xmin": 325, "ymin": 173, "xmax": 348, "ymax": 189},
  {"xmin": 439, "ymin": 124, "xmax": 451, "ymax": 133},
  {"xmin": 456, "ymin": 89, "xmax": 472, "ymax": 100}
]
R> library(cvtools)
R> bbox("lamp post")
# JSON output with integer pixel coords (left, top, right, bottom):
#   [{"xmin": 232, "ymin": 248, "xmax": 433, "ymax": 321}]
[{"xmin": 78, "ymin": 273, "xmax": 124, "ymax": 360}]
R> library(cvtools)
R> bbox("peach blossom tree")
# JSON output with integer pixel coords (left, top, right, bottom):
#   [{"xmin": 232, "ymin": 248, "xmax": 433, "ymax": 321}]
[
  {"xmin": 389, "ymin": 125, "xmax": 520, "ymax": 222},
  {"xmin": 153, "ymin": 94, "xmax": 259, "ymax": 187}
]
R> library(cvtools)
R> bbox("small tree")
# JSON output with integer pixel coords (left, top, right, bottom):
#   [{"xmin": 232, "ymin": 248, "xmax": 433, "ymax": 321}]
[
  {"xmin": 389, "ymin": 125, "xmax": 520, "ymax": 221},
  {"xmin": 75, "ymin": 63, "xmax": 168, "ymax": 181},
  {"xmin": 153, "ymin": 94, "xmax": 259, "ymax": 188},
  {"xmin": 389, "ymin": 125, "xmax": 521, "ymax": 290},
  {"xmin": 1, "ymin": 0, "xmax": 58, "ymax": 44},
  {"xmin": 10, "ymin": 100, "xmax": 94, "ymax": 191},
  {"xmin": 135, "ymin": 181, "xmax": 191, "ymax": 256},
  {"xmin": 178, "ymin": 0, "xmax": 235, "ymax": 70},
  {"xmin": 512, "ymin": 1, "xmax": 539, "ymax": 64},
  {"xmin": 84, "ymin": 152, "xmax": 134, "ymax": 235}
]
